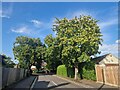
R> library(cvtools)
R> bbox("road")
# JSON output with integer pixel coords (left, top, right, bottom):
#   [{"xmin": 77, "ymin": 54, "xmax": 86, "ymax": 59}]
[{"xmin": 32, "ymin": 74, "xmax": 93, "ymax": 89}]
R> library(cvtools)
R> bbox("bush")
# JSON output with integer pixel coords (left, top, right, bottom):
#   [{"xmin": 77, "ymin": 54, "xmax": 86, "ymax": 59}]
[
  {"xmin": 82, "ymin": 61, "xmax": 96, "ymax": 81},
  {"xmin": 67, "ymin": 67, "xmax": 74, "ymax": 78},
  {"xmin": 82, "ymin": 68, "xmax": 96, "ymax": 81},
  {"xmin": 57, "ymin": 65, "xmax": 67, "ymax": 77},
  {"xmin": 57, "ymin": 65, "xmax": 74, "ymax": 78}
]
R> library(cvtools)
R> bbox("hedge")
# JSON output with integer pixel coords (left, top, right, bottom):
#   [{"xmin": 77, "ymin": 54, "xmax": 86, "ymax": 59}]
[
  {"xmin": 57, "ymin": 62, "xmax": 96, "ymax": 81},
  {"xmin": 57, "ymin": 65, "xmax": 74, "ymax": 78},
  {"xmin": 57, "ymin": 65, "xmax": 67, "ymax": 77}
]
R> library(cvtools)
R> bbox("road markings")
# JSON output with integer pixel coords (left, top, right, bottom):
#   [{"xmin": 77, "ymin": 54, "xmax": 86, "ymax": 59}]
[
  {"xmin": 30, "ymin": 76, "xmax": 38, "ymax": 90},
  {"xmin": 51, "ymin": 81, "xmax": 57, "ymax": 86},
  {"xmin": 53, "ymin": 75, "xmax": 94, "ymax": 88}
]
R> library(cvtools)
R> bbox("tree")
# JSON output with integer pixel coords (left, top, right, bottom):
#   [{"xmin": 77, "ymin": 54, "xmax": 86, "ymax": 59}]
[
  {"xmin": 35, "ymin": 44, "xmax": 46, "ymax": 71},
  {"xmin": 53, "ymin": 16, "xmax": 103, "ymax": 79},
  {"xmin": 1, "ymin": 54, "xmax": 15, "ymax": 68},
  {"xmin": 13, "ymin": 36, "xmax": 44, "ymax": 70},
  {"xmin": 44, "ymin": 34, "xmax": 62, "ymax": 72}
]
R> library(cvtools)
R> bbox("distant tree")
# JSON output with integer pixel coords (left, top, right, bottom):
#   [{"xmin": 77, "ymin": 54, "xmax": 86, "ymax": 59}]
[
  {"xmin": 1, "ymin": 54, "xmax": 15, "ymax": 68},
  {"xmin": 13, "ymin": 36, "xmax": 44, "ymax": 70},
  {"xmin": 35, "ymin": 44, "xmax": 46, "ymax": 71},
  {"xmin": 44, "ymin": 34, "xmax": 62, "ymax": 72},
  {"xmin": 53, "ymin": 16, "xmax": 103, "ymax": 79}
]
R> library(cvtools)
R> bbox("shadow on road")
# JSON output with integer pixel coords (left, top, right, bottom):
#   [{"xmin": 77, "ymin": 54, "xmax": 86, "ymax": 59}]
[
  {"xmin": 33, "ymin": 76, "xmax": 70, "ymax": 89},
  {"xmin": 97, "ymin": 83, "xmax": 105, "ymax": 90},
  {"xmin": 34, "ymin": 81, "xmax": 50, "ymax": 88},
  {"xmin": 48, "ymin": 82, "xmax": 70, "ymax": 89}
]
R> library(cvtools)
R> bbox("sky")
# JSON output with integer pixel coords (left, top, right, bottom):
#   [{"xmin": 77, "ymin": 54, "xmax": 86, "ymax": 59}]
[{"xmin": 1, "ymin": 2, "xmax": 119, "ymax": 62}]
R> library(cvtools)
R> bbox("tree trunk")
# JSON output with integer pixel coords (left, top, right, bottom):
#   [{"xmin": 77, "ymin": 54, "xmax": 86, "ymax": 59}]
[{"xmin": 74, "ymin": 66, "xmax": 78, "ymax": 80}]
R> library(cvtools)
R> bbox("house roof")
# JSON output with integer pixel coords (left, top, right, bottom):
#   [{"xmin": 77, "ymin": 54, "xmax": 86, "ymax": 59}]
[
  {"xmin": 92, "ymin": 53, "xmax": 110, "ymax": 62},
  {"xmin": 92, "ymin": 53, "xmax": 119, "ymax": 65}
]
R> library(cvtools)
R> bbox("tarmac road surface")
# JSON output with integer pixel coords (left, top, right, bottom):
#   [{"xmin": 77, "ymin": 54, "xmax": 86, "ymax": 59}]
[{"xmin": 33, "ymin": 74, "xmax": 93, "ymax": 89}]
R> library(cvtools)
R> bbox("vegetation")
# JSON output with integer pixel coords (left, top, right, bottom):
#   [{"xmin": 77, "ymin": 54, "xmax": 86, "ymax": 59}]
[
  {"xmin": 57, "ymin": 65, "xmax": 67, "ymax": 77},
  {"xmin": 0, "ymin": 54, "xmax": 15, "ymax": 68},
  {"xmin": 44, "ymin": 34, "xmax": 62, "ymax": 72},
  {"xmin": 13, "ymin": 36, "xmax": 45, "ymax": 70},
  {"xmin": 81, "ymin": 61, "xmax": 96, "ymax": 80},
  {"xmin": 57, "ymin": 65, "xmax": 74, "ymax": 78},
  {"xmin": 12, "ymin": 15, "xmax": 102, "ymax": 80},
  {"xmin": 53, "ymin": 16, "xmax": 102, "ymax": 79},
  {"xmin": 82, "ymin": 68, "xmax": 96, "ymax": 81}
]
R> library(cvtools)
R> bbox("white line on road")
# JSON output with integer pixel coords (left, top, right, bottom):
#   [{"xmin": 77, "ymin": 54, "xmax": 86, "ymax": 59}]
[
  {"xmin": 51, "ymin": 81, "xmax": 57, "ymax": 86},
  {"xmin": 30, "ymin": 77, "xmax": 38, "ymax": 90}
]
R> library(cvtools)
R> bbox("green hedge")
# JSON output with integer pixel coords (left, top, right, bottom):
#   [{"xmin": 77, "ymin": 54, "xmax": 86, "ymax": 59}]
[
  {"xmin": 57, "ymin": 65, "xmax": 67, "ymax": 77},
  {"xmin": 57, "ymin": 65, "xmax": 74, "ymax": 78}
]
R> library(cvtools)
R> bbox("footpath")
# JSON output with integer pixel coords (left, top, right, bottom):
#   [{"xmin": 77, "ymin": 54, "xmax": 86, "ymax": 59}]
[
  {"xmin": 54, "ymin": 75, "xmax": 119, "ymax": 90},
  {"xmin": 3, "ymin": 75, "xmax": 37, "ymax": 90}
]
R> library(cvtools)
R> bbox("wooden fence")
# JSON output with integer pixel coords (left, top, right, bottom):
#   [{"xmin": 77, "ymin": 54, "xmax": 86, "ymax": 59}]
[
  {"xmin": 95, "ymin": 64, "xmax": 119, "ymax": 86},
  {"xmin": 1, "ymin": 67, "xmax": 28, "ymax": 89}
]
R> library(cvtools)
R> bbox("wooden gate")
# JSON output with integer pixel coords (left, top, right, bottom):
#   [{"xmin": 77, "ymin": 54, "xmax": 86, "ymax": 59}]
[
  {"xmin": 95, "ymin": 64, "xmax": 119, "ymax": 86},
  {"xmin": 95, "ymin": 65, "xmax": 104, "ymax": 83}
]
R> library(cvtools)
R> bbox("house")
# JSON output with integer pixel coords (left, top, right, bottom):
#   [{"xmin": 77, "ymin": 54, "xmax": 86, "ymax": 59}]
[
  {"xmin": 93, "ymin": 53, "xmax": 119, "ymax": 86},
  {"xmin": 93, "ymin": 53, "xmax": 119, "ymax": 65}
]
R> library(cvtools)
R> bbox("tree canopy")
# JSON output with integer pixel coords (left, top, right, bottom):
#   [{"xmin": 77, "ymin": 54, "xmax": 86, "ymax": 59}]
[
  {"xmin": 12, "ymin": 15, "xmax": 102, "ymax": 77},
  {"xmin": 53, "ymin": 16, "xmax": 102, "ymax": 68},
  {"xmin": 51, "ymin": 15, "xmax": 103, "ymax": 79},
  {"xmin": 13, "ymin": 36, "xmax": 45, "ymax": 69},
  {"xmin": 44, "ymin": 34, "xmax": 62, "ymax": 72}
]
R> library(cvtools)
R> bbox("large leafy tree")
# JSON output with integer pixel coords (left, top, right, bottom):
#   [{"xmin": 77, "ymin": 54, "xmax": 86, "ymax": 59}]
[
  {"xmin": 53, "ymin": 16, "xmax": 103, "ymax": 79},
  {"xmin": 13, "ymin": 36, "xmax": 44, "ymax": 69}
]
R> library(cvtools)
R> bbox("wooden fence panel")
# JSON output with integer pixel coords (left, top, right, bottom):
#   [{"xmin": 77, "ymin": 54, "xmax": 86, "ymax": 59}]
[
  {"xmin": 104, "ymin": 65, "xmax": 118, "ymax": 86},
  {"xmin": 95, "ymin": 64, "xmax": 119, "ymax": 86},
  {"xmin": 95, "ymin": 65, "xmax": 104, "ymax": 83}
]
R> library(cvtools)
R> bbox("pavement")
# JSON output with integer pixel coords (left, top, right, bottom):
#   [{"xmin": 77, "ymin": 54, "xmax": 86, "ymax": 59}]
[
  {"xmin": 3, "ymin": 74, "xmax": 119, "ymax": 90},
  {"xmin": 3, "ymin": 75, "xmax": 37, "ymax": 90}
]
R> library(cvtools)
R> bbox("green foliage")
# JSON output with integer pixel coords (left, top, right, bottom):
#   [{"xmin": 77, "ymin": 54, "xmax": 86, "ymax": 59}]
[
  {"xmin": 82, "ymin": 61, "xmax": 96, "ymax": 81},
  {"xmin": 57, "ymin": 65, "xmax": 67, "ymax": 77},
  {"xmin": 44, "ymin": 35, "xmax": 62, "ymax": 71},
  {"xmin": 53, "ymin": 16, "xmax": 103, "ymax": 68},
  {"xmin": 13, "ymin": 36, "xmax": 45, "ymax": 69},
  {"xmin": 82, "ymin": 68, "xmax": 96, "ymax": 81},
  {"xmin": 1, "ymin": 54, "xmax": 15, "ymax": 68},
  {"xmin": 57, "ymin": 65, "xmax": 74, "ymax": 78},
  {"xmin": 67, "ymin": 67, "xmax": 75, "ymax": 78}
]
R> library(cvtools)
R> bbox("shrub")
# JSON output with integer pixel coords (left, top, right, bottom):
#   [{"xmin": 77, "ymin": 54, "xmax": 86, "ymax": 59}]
[
  {"xmin": 82, "ymin": 68, "xmax": 96, "ymax": 81},
  {"xmin": 57, "ymin": 65, "xmax": 67, "ymax": 77},
  {"xmin": 67, "ymin": 67, "xmax": 74, "ymax": 78},
  {"xmin": 57, "ymin": 65, "xmax": 74, "ymax": 78},
  {"xmin": 82, "ymin": 61, "xmax": 96, "ymax": 81}
]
